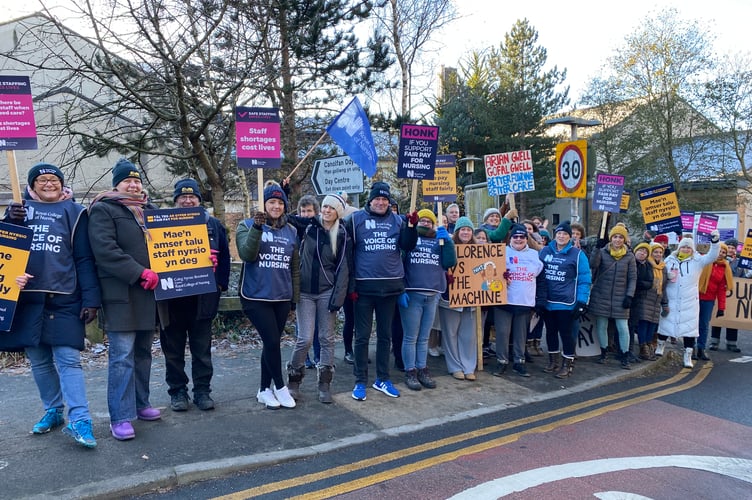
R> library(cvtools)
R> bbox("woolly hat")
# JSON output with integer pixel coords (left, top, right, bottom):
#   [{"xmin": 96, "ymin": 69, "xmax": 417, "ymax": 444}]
[
  {"xmin": 112, "ymin": 159, "xmax": 141, "ymax": 187},
  {"xmin": 454, "ymin": 216, "xmax": 474, "ymax": 233},
  {"xmin": 322, "ymin": 193, "xmax": 347, "ymax": 219},
  {"xmin": 368, "ymin": 181, "xmax": 391, "ymax": 203},
  {"xmin": 539, "ymin": 229, "xmax": 551, "ymax": 240},
  {"xmin": 263, "ymin": 182, "xmax": 288, "ymax": 210},
  {"xmin": 554, "ymin": 220, "xmax": 572, "ymax": 237},
  {"xmin": 509, "ymin": 223, "xmax": 528, "ymax": 238},
  {"xmin": 677, "ymin": 237, "xmax": 695, "ymax": 250},
  {"xmin": 417, "ymin": 209, "xmax": 437, "ymax": 225},
  {"xmin": 336, "ymin": 191, "xmax": 349, "ymax": 202},
  {"xmin": 609, "ymin": 223, "xmax": 629, "ymax": 240},
  {"xmin": 653, "ymin": 234, "xmax": 669, "ymax": 246},
  {"xmin": 633, "ymin": 242, "xmax": 651, "ymax": 255},
  {"xmin": 482, "ymin": 207, "xmax": 501, "ymax": 222},
  {"xmin": 28, "ymin": 162, "xmax": 64, "ymax": 186},
  {"xmin": 649, "ymin": 243, "xmax": 665, "ymax": 255},
  {"xmin": 173, "ymin": 178, "xmax": 202, "ymax": 202},
  {"xmin": 719, "ymin": 242, "xmax": 729, "ymax": 254}
]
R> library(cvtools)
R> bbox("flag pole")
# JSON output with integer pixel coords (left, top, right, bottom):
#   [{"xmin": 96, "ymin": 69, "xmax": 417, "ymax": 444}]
[{"xmin": 284, "ymin": 131, "xmax": 328, "ymax": 184}]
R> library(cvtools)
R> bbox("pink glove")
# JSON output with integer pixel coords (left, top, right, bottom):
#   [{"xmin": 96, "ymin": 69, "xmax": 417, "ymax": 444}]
[
  {"xmin": 140, "ymin": 269, "xmax": 159, "ymax": 290},
  {"xmin": 209, "ymin": 249, "xmax": 219, "ymax": 272}
]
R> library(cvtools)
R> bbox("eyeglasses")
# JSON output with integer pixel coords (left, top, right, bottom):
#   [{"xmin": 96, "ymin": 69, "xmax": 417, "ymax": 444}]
[{"xmin": 35, "ymin": 177, "xmax": 61, "ymax": 185}]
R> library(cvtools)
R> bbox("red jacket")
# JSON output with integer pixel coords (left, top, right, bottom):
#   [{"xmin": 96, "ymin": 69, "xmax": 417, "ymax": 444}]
[{"xmin": 699, "ymin": 261, "xmax": 728, "ymax": 311}]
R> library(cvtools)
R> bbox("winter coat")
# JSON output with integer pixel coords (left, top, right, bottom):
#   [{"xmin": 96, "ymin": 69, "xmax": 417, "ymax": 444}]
[
  {"xmin": 298, "ymin": 216, "xmax": 351, "ymax": 311},
  {"xmin": 589, "ymin": 245, "xmax": 637, "ymax": 319},
  {"xmin": 698, "ymin": 260, "xmax": 731, "ymax": 311},
  {"xmin": 636, "ymin": 262, "xmax": 668, "ymax": 324},
  {"xmin": 0, "ymin": 200, "xmax": 101, "ymax": 351},
  {"xmin": 658, "ymin": 242, "xmax": 720, "ymax": 338},
  {"xmin": 630, "ymin": 259, "xmax": 654, "ymax": 323},
  {"xmin": 88, "ymin": 198, "xmax": 159, "ymax": 331}
]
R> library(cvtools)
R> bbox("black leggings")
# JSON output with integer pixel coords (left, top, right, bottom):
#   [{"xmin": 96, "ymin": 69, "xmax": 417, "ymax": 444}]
[
  {"xmin": 242, "ymin": 299, "xmax": 291, "ymax": 391},
  {"xmin": 657, "ymin": 334, "xmax": 695, "ymax": 348}
]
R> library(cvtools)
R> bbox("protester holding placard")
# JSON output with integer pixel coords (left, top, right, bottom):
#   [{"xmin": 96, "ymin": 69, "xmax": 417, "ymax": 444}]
[
  {"xmin": 697, "ymin": 243, "xmax": 734, "ymax": 361},
  {"xmin": 236, "ymin": 181, "xmax": 300, "ymax": 410},
  {"xmin": 286, "ymin": 193, "xmax": 351, "ymax": 404},
  {"xmin": 1, "ymin": 163, "xmax": 100, "ymax": 448},
  {"xmin": 345, "ymin": 181, "xmax": 418, "ymax": 401},
  {"xmin": 88, "ymin": 159, "xmax": 162, "ymax": 441},
  {"xmin": 710, "ymin": 241, "xmax": 747, "ymax": 353},
  {"xmin": 157, "ymin": 179, "xmax": 231, "ymax": 412},
  {"xmin": 589, "ymin": 223, "xmax": 637, "ymax": 370},
  {"xmin": 399, "ymin": 209, "xmax": 456, "ymax": 391},
  {"xmin": 537, "ymin": 221, "xmax": 591, "ymax": 379},
  {"xmin": 656, "ymin": 231, "xmax": 721, "ymax": 368}
]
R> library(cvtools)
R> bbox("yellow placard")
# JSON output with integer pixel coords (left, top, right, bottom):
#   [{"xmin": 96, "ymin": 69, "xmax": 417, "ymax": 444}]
[
  {"xmin": 0, "ymin": 233, "xmax": 32, "ymax": 302},
  {"xmin": 639, "ymin": 186, "xmax": 681, "ymax": 224},
  {"xmin": 448, "ymin": 244, "xmax": 507, "ymax": 307},
  {"xmin": 422, "ymin": 167, "xmax": 457, "ymax": 200},
  {"xmin": 619, "ymin": 190, "xmax": 631, "ymax": 212},
  {"xmin": 145, "ymin": 210, "xmax": 212, "ymax": 274}
]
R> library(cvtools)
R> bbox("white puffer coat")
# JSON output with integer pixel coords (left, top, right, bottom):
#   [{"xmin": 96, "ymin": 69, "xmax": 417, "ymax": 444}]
[{"xmin": 658, "ymin": 241, "xmax": 720, "ymax": 338}]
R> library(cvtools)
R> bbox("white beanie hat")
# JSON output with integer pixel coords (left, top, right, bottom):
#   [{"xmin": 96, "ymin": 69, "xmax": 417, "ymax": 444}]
[
  {"xmin": 322, "ymin": 193, "xmax": 347, "ymax": 219},
  {"xmin": 678, "ymin": 237, "xmax": 695, "ymax": 250}
]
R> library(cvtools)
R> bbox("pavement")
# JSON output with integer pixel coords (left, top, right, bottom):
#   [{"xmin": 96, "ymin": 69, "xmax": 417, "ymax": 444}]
[{"xmin": 0, "ymin": 336, "xmax": 730, "ymax": 500}]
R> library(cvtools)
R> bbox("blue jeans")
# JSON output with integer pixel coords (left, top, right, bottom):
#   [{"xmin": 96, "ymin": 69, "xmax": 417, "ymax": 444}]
[
  {"xmin": 292, "ymin": 290, "xmax": 335, "ymax": 368},
  {"xmin": 400, "ymin": 292, "xmax": 439, "ymax": 371},
  {"xmin": 107, "ymin": 330, "xmax": 154, "ymax": 424},
  {"xmin": 595, "ymin": 316, "xmax": 630, "ymax": 354},
  {"xmin": 698, "ymin": 300, "xmax": 715, "ymax": 349},
  {"xmin": 25, "ymin": 344, "xmax": 91, "ymax": 423}
]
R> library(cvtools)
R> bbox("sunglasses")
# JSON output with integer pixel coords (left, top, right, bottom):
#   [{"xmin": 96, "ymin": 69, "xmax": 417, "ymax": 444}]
[{"xmin": 511, "ymin": 235, "xmax": 527, "ymax": 239}]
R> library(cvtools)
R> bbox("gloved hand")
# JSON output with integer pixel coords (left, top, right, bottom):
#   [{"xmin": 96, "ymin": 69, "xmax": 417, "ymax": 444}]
[
  {"xmin": 436, "ymin": 226, "xmax": 450, "ymax": 241},
  {"xmin": 397, "ymin": 292, "xmax": 409, "ymax": 309},
  {"xmin": 710, "ymin": 229, "xmax": 720, "ymax": 244},
  {"xmin": 716, "ymin": 309, "xmax": 725, "ymax": 317},
  {"xmin": 329, "ymin": 305, "xmax": 341, "ymax": 313},
  {"xmin": 7, "ymin": 201, "xmax": 27, "ymax": 222},
  {"xmin": 347, "ymin": 292, "xmax": 359, "ymax": 302},
  {"xmin": 209, "ymin": 249, "xmax": 219, "ymax": 271},
  {"xmin": 406, "ymin": 211, "xmax": 419, "ymax": 226},
  {"xmin": 504, "ymin": 208, "xmax": 518, "ymax": 220},
  {"xmin": 574, "ymin": 301, "xmax": 588, "ymax": 319},
  {"xmin": 661, "ymin": 305, "xmax": 670, "ymax": 317},
  {"xmin": 290, "ymin": 302, "xmax": 296, "ymax": 312},
  {"xmin": 622, "ymin": 296, "xmax": 633, "ymax": 309},
  {"xmin": 253, "ymin": 210, "xmax": 266, "ymax": 229},
  {"xmin": 140, "ymin": 269, "xmax": 159, "ymax": 290},
  {"xmin": 503, "ymin": 269, "xmax": 511, "ymax": 281},
  {"xmin": 446, "ymin": 272, "xmax": 455, "ymax": 286},
  {"xmin": 79, "ymin": 307, "xmax": 98, "ymax": 325}
]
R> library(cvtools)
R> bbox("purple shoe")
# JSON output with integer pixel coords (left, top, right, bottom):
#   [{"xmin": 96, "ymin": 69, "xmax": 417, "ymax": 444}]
[
  {"xmin": 136, "ymin": 407, "xmax": 162, "ymax": 421},
  {"xmin": 110, "ymin": 421, "xmax": 135, "ymax": 441}
]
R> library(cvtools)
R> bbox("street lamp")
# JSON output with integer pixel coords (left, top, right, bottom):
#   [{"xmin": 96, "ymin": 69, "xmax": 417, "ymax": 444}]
[{"xmin": 459, "ymin": 156, "xmax": 482, "ymax": 173}]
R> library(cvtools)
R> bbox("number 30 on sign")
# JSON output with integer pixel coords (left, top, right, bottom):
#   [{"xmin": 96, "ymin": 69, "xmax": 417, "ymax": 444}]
[{"xmin": 555, "ymin": 140, "xmax": 587, "ymax": 199}]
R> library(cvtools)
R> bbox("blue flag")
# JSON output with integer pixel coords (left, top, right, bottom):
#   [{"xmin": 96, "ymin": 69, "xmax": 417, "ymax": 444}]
[{"xmin": 326, "ymin": 97, "xmax": 378, "ymax": 177}]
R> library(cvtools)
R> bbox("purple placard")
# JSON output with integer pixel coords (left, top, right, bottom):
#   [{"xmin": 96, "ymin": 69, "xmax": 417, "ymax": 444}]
[
  {"xmin": 0, "ymin": 75, "xmax": 38, "ymax": 150},
  {"xmin": 695, "ymin": 213, "xmax": 719, "ymax": 244},
  {"xmin": 680, "ymin": 211, "xmax": 695, "ymax": 231},
  {"xmin": 235, "ymin": 107, "xmax": 281, "ymax": 168},
  {"xmin": 396, "ymin": 124, "xmax": 439, "ymax": 180},
  {"xmin": 592, "ymin": 173, "xmax": 625, "ymax": 213}
]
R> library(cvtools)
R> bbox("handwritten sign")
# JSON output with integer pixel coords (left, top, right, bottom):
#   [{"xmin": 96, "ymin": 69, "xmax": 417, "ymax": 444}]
[
  {"xmin": 396, "ymin": 124, "xmax": 439, "ymax": 179},
  {"xmin": 235, "ymin": 107, "xmax": 281, "ymax": 168},
  {"xmin": 710, "ymin": 278, "xmax": 752, "ymax": 330},
  {"xmin": 638, "ymin": 183, "xmax": 682, "ymax": 235},
  {"xmin": 0, "ymin": 222, "xmax": 33, "ymax": 330},
  {"xmin": 447, "ymin": 244, "xmax": 507, "ymax": 307},
  {"xmin": 144, "ymin": 208, "xmax": 216, "ymax": 300},
  {"xmin": 0, "ymin": 75, "xmax": 38, "ymax": 150},
  {"xmin": 484, "ymin": 150, "xmax": 535, "ymax": 197},
  {"xmin": 422, "ymin": 155, "xmax": 457, "ymax": 202},
  {"xmin": 592, "ymin": 173, "xmax": 625, "ymax": 213}
]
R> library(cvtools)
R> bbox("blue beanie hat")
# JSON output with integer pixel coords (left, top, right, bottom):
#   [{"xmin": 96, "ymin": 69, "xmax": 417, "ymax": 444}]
[
  {"xmin": 112, "ymin": 158, "xmax": 141, "ymax": 187},
  {"xmin": 453, "ymin": 216, "xmax": 475, "ymax": 233},
  {"xmin": 173, "ymin": 178, "xmax": 202, "ymax": 202},
  {"xmin": 263, "ymin": 182, "xmax": 288, "ymax": 210},
  {"xmin": 28, "ymin": 162, "xmax": 64, "ymax": 186},
  {"xmin": 368, "ymin": 181, "xmax": 391, "ymax": 203}
]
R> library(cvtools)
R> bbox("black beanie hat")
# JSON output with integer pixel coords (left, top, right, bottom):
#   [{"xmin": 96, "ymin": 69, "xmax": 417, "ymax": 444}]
[
  {"xmin": 509, "ymin": 223, "xmax": 528, "ymax": 238},
  {"xmin": 554, "ymin": 220, "xmax": 572, "ymax": 237},
  {"xmin": 263, "ymin": 182, "xmax": 288, "ymax": 210},
  {"xmin": 112, "ymin": 158, "xmax": 142, "ymax": 187},
  {"xmin": 368, "ymin": 181, "xmax": 391, "ymax": 203},
  {"xmin": 28, "ymin": 162, "xmax": 64, "ymax": 186},
  {"xmin": 173, "ymin": 178, "xmax": 202, "ymax": 202}
]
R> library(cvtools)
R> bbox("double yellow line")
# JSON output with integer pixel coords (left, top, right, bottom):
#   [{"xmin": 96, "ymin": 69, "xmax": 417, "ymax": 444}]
[{"xmin": 216, "ymin": 363, "xmax": 711, "ymax": 500}]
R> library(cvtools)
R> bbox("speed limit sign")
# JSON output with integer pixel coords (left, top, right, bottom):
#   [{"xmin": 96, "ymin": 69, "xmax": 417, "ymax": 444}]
[{"xmin": 555, "ymin": 140, "xmax": 587, "ymax": 199}]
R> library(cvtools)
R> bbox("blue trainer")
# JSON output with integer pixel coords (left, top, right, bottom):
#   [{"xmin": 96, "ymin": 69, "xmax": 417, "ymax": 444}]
[
  {"xmin": 351, "ymin": 383, "xmax": 367, "ymax": 401},
  {"xmin": 62, "ymin": 419, "xmax": 97, "ymax": 448},
  {"xmin": 32, "ymin": 408, "xmax": 64, "ymax": 434},
  {"xmin": 373, "ymin": 379, "xmax": 400, "ymax": 398}
]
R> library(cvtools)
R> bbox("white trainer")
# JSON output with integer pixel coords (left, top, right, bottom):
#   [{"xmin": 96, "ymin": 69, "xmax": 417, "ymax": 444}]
[
  {"xmin": 273, "ymin": 385, "xmax": 297, "ymax": 408},
  {"xmin": 256, "ymin": 388, "xmax": 280, "ymax": 409}
]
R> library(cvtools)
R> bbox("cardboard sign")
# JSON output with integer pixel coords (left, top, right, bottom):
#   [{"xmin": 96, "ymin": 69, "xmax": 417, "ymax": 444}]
[
  {"xmin": 447, "ymin": 244, "xmax": 507, "ymax": 307},
  {"xmin": 144, "ymin": 208, "xmax": 217, "ymax": 300},
  {"xmin": 710, "ymin": 278, "xmax": 752, "ymax": 330},
  {"xmin": 484, "ymin": 150, "xmax": 535, "ymax": 197},
  {"xmin": 422, "ymin": 155, "xmax": 457, "ymax": 202},
  {"xmin": 592, "ymin": 173, "xmax": 625, "ymax": 213},
  {"xmin": 396, "ymin": 124, "xmax": 439, "ymax": 180},
  {"xmin": 0, "ymin": 222, "xmax": 33, "ymax": 330},
  {"xmin": 0, "ymin": 75, "xmax": 38, "ymax": 150},
  {"xmin": 235, "ymin": 107, "xmax": 281, "ymax": 168},
  {"xmin": 638, "ymin": 183, "xmax": 682, "ymax": 235}
]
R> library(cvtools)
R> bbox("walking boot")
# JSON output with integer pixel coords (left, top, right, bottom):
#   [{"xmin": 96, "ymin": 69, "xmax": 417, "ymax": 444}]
[
  {"xmin": 405, "ymin": 369, "xmax": 422, "ymax": 390},
  {"xmin": 708, "ymin": 341, "xmax": 719, "ymax": 351},
  {"xmin": 727, "ymin": 343, "xmax": 741, "ymax": 353},
  {"xmin": 639, "ymin": 343, "xmax": 650, "ymax": 360},
  {"xmin": 691, "ymin": 348, "xmax": 698, "ymax": 361},
  {"xmin": 698, "ymin": 348, "xmax": 710, "ymax": 361},
  {"xmin": 655, "ymin": 339, "xmax": 666, "ymax": 357},
  {"xmin": 532, "ymin": 339, "xmax": 544, "ymax": 356},
  {"xmin": 543, "ymin": 353, "xmax": 560, "ymax": 373},
  {"xmin": 417, "ymin": 367, "xmax": 437, "ymax": 389},
  {"xmin": 286, "ymin": 363, "xmax": 305, "ymax": 400},
  {"xmin": 317, "ymin": 365, "xmax": 334, "ymax": 404},
  {"xmin": 555, "ymin": 355, "xmax": 574, "ymax": 379},
  {"xmin": 683, "ymin": 347, "xmax": 694, "ymax": 368},
  {"xmin": 597, "ymin": 347, "xmax": 607, "ymax": 364},
  {"xmin": 620, "ymin": 351, "xmax": 631, "ymax": 370}
]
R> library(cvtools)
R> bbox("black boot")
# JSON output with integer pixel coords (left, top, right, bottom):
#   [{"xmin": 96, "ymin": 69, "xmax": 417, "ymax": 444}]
[
  {"xmin": 698, "ymin": 348, "xmax": 710, "ymax": 361},
  {"xmin": 597, "ymin": 348, "xmax": 607, "ymax": 364},
  {"xmin": 317, "ymin": 365, "xmax": 334, "ymax": 404},
  {"xmin": 620, "ymin": 351, "xmax": 631, "ymax": 370}
]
